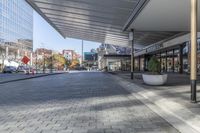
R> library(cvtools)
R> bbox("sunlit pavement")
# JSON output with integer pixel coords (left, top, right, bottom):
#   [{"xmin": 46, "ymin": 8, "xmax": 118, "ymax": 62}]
[{"xmin": 0, "ymin": 72, "xmax": 179, "ymax": 133}]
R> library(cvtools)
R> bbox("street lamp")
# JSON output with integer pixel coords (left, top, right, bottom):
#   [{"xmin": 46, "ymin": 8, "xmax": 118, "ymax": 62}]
[{"xmin": 129, "ymin": 29, "xmax": 135, "ymax": 79}]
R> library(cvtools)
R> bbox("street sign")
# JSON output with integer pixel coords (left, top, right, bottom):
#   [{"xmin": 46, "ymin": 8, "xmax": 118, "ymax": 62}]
[{"xmin": 21, "ymin": 56, "xmax": 30, "ymax": 64}]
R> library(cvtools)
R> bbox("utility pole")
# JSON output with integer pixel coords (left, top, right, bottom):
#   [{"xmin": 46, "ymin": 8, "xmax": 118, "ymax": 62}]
[
  {"xmin": 36, "ymin": 49, "xmax": 38, "ymax": 74},
  {"xmin": 81, "ymin": 40, "xmax": 84, "ymax": 66}
]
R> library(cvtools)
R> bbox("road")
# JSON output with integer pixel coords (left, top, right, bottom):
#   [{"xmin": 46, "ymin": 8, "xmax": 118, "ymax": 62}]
[{"xmin": 0, "ymin": 72, "xmax": 179, "ymax": 133}]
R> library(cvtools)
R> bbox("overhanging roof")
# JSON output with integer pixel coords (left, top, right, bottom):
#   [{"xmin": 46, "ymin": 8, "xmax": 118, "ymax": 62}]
[
  {"xmin": 26, "ymin": 0, "xmax": 143, "ymax": 47},
  {"xmin": 127, "ymin": 0, "xmax": 200, "ymax": 31},
  {"xmin": 26, "ymin": 0, "xmax": 190, "ymax": 48}
]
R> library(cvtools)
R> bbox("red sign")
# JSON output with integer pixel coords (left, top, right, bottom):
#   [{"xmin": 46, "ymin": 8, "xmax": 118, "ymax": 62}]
[{"xmin": 21, "ymin": 56, "xmax": 30, "ymax": 64}]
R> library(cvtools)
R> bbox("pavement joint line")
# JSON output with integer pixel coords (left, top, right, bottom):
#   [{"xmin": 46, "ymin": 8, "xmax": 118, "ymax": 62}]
[
  {"xmin": 108, "ymin": 73, "xmax": 200, "ymax": 133},
  {"xmin": 0, "ymin": 72, "xmax": 65, "ymax": 84}
]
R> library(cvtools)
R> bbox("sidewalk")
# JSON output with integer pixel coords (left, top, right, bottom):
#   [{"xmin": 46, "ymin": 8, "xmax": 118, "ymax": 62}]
[
  {"xmin": 0, "ymin": 72, "xmax": 65, "ymax": 84},
  {"xmin": 109, "ymin": 72, "xmax": 200, "ymax": 133}
]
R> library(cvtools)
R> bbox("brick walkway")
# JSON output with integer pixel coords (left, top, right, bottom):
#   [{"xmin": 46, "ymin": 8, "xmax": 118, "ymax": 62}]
[{"xmin": 0, "ymin": 72, "xmax": 179, "ymax": 133}]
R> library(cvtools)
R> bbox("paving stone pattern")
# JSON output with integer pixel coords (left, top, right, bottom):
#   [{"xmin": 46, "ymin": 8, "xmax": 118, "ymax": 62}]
[{"xmin": 0, "ymin": 72, "xmax": 180, "ymax": 133}]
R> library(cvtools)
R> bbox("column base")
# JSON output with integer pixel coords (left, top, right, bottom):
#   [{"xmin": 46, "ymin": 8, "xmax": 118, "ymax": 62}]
[{"xmin": 191, "ymin": 80, "xmax": 197, "ymax": 103}]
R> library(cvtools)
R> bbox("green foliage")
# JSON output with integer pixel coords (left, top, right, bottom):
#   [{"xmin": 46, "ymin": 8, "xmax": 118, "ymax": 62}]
[
  {"xmin": 53, "ymin": 54, "xmax": 66, "ymax": 65},
  {"xmin": 148, "ymin": 56, "xmax": 161, "ymax": 74}
]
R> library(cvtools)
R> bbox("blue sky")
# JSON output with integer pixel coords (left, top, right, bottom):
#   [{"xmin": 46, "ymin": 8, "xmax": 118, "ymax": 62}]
[{"xmin": 33, "ymin": 11, "xmax": 100, "ymax": 54}]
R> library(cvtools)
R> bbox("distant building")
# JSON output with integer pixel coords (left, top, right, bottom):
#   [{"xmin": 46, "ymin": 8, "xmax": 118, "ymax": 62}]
[
  {"xmin": 35, "ymin": 48, "xmax": 52, "ymax": 59},
  {"xmin": 62, "ymin": 50, "xmax": 74, "ymax": 61},
  {"xmin": 97, "ymin": 44, "xmax": 131, "ymax": 71},
  {"xmin": 84, "ymin": 52, "xmax": 98, "ymax": 61},
  {"xmin": 62, "ymin": 50, "xmax": 80, "ymax": 61},
  {"xmin": 83, "ymin": 50, "xmax": 98, "ymax": 68}
]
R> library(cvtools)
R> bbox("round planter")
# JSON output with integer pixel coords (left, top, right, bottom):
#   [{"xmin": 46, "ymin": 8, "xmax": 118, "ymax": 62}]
[{"xmin": 142, "ymin": 74, "xmax": 168, "ymax": 86}]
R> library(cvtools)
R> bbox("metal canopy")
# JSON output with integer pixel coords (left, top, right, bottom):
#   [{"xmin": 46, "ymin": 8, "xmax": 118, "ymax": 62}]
[
  {"xmin": 26, "ymin": 0, "xmax": 181, "ymax": 48},
  {"xmin": 26, "ymin": 0, "xmax": 139, "ymax": 47},
  {"xmin": 127, "ymin": 0, "xmax": 200, "ymax": 31}
]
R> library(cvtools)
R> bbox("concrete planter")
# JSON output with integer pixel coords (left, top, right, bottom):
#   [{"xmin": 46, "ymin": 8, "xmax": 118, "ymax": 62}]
[{"xmin": 142, "ymin": 74, "xmax": 168, "ymax": 85}]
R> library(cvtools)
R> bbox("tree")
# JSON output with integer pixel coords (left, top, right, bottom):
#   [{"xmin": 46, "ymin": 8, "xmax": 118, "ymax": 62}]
[{"xmin": 70, "ymin": 59, "xmax": 80, "ymax": 68}]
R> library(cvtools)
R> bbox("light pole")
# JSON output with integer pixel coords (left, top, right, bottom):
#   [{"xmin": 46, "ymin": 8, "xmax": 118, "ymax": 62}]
[
  {"xmin": 129, "ymin": 29, "xmax": 135, "ymax": 79},
  {"xmin": 81, "ymin": 40, "xmax": 84, "ymax": 66}
]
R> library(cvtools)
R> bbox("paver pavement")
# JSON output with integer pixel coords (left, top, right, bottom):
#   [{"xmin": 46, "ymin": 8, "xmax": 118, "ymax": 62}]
[{"xmin": 0, "ymin": 72, "xmax": 179, "ymax": 133}]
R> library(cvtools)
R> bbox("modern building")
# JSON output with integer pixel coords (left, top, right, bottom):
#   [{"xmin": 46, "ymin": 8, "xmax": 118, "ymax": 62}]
[
  {"xmin": 98, "ymin": 44, "xmax": 131, "ymax": 71},
  {"xmin": 35, "ymin": 48, "xmax": 52, "ymax": 59},
  {"xmin": 63, "ymin": 50, "xmax": 73, "ymax": 61},
  {"xmin": 0, "ymin": 0, "xmax": 33, "ymax": 69},
  {"xmin": 83, "ymin": 50, "xmax": 98, "ymax": 68},
  {"xmin": 134, "ymin": 33, "xmax": 200, "ymax": 74},
  {"xmin": 62, "ymin": 50, "xmax": 80, "ymax": 61},
  {"xmin": 84, "ymin": 52, "xmax": 97, "ymax": 61}
]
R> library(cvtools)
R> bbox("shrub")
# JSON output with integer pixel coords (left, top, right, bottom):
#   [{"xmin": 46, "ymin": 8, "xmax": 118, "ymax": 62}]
[{"xmin": 147, "ymin": 56, "xmax": 161, "ymax": 74}]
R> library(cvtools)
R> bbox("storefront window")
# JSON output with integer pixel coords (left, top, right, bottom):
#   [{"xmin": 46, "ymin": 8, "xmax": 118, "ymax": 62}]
[
  {"xmin": 174, "ymin": 49, "xmax": 180, "ymax": 72},
  {"xmin": 166, "ymin": 51, "xmax": 172, "ymax": 72},
  {"xmin": 135, "ymin": 58, "xmax": 139, "ymax": 71},
  {"xmin": 183, "ymin": 43, "xmax": 189, "ymax": 73},
  {"xmin": 161, "ymin": 52, "xmax": 166, "ymax": 72},
  {"xmin": 140, "ymin": 57, "xmax": 144, "ymax": 71}
]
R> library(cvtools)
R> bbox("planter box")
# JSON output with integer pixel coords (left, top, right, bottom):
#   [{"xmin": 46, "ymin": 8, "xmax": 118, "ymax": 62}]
[{"xmin": 142, "ymin": 74, "xmax": 168, "ymax": 85}]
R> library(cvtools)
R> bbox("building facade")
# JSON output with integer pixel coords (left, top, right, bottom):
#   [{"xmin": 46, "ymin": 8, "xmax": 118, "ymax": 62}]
[
  {"xmin": 62, "ymin": 50, "xmax": 80, "ymax": 61},
  {"xmin": 97, "ymin": 44, "xmax": 131, "ymax": 71},
  {"xmin": 0, "ymin": 0, "xmax": 33, "ymax": 69},
  {"xmin": 134, "ymin": 33, "xmax": 200, "ymax": 74}
]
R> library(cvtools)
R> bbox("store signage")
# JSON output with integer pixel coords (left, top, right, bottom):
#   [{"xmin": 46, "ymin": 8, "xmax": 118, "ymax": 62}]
[{"xmin": 146, "ymin": 43, "xmax": 163, "ymax": 53}]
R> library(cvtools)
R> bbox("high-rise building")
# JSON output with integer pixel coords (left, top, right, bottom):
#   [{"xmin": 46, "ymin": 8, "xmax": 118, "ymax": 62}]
[{"xmin": 0, "ymin": 0, "xmax": 33, "ymax": 68}]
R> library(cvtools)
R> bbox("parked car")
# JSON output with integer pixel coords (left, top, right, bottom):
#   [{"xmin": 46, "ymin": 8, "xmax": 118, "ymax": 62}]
[
  {"xmin": 17, "ymin": 66, "xmax": 36, "ymax": 74},
  {"xmin": 3, "ymin": 66, "xmax": 17, "ymax": 73},
  {"xmin": 17, "ymin": 66, "xmax": 28, "ymax": 73}
]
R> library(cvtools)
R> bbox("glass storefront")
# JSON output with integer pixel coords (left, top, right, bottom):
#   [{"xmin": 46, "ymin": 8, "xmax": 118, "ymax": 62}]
[
  {"xmin": 135, "ymin": 39, "xmax": 200, "ymax": 74},
  {"xmin": 134, "ymin": 36, "xmax": 200, "ymax": 75},
  {"xmin": 167, "ymin": 50, "xmax": 173, "ymax": 72}
]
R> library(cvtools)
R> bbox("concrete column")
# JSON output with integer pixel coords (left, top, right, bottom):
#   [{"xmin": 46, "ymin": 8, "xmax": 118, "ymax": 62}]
[{"xmin": 190, "ymin": 0, "xmax": 198, "ymax": 103}]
